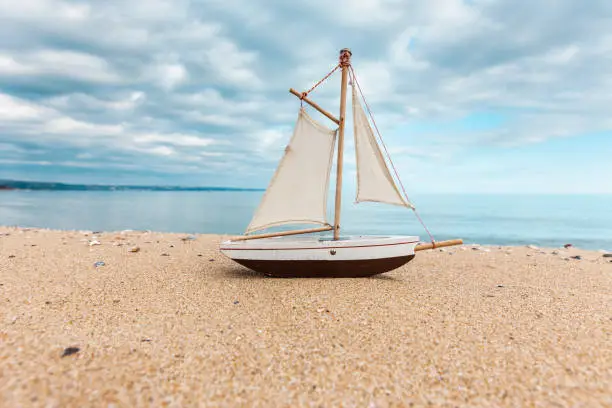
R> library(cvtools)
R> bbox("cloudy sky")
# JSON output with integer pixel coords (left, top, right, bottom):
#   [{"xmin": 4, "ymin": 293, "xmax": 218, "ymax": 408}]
[{"xmin": 1, "ymin": 0, "xmax": 611, "ymax": 193}]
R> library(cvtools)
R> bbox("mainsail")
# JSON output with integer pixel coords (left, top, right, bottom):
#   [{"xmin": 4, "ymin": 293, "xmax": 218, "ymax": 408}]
[
  {"xmin": 352, "ymin": 85, "xmax": 413, "ymax": 208},
  {"xmin": 245, "ymin": 108, "xmax": 338, "ymax": 234}
]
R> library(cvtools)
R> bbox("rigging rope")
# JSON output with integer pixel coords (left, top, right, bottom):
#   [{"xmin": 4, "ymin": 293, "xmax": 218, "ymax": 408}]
[
  {"xmin": 301, "ymin": 64, "xmax": 340, "ymax": 99},
  {"xmin": 349, "ymin": 65, "xmax": 436, "ymax": 244}
]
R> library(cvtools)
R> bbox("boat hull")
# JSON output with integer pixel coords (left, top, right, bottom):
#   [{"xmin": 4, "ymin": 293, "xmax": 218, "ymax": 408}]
[
  {"xmin": 230, "ymin": 255, "xmax": 415, "ymax": 278},
  {"xmin": 219, "ymin": 235, "xmax": 419, "ymax": 278}
]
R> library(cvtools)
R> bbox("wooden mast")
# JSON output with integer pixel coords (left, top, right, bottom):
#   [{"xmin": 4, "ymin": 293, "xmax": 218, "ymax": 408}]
[{"xmin": 333, "ymin": 48, "xmax": 351, "ymax": 240}]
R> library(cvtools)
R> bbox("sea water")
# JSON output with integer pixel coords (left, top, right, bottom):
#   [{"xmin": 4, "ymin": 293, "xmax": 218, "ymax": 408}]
[{"xmin": 0, "ymin": 191, "xmax": 610, "ymax": 250}]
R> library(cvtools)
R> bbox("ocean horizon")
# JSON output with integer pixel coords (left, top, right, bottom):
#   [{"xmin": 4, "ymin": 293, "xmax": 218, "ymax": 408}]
[{"xmin": 1, "ymin": 190, "xmax": 610, "ymax": 250}]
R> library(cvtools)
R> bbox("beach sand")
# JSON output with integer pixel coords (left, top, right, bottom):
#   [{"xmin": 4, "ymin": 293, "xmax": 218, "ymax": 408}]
[{"xmin": 1, "ymin": 226, "xmax": 610, "ymax": 407}]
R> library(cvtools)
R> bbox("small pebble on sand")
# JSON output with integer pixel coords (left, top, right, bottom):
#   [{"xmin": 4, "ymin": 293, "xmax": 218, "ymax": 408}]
[{"xmin": 61, "ymin": 347, "xmax": 80, "ymax": 357}]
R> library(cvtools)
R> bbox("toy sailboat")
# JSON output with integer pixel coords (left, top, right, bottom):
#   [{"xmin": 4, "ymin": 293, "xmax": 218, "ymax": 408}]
[{"xmin": 220, "ymin": 49, "xmax": 462, "ymax": 277}]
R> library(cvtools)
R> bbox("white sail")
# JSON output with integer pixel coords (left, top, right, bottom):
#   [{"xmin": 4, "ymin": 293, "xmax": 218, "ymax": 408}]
[
  {"xmin": 352, "ymin": 86, "xmax": 413, "ymax": 208},
  {"xmin": 246, "ymin": 108, "xmax": 337, "ymax": 234}
]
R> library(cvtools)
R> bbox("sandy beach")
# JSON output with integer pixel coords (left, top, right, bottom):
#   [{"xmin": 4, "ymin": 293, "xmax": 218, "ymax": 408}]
[{"xmin": 1, "ymin": 226, "xmax": 610, "ymax": 407}]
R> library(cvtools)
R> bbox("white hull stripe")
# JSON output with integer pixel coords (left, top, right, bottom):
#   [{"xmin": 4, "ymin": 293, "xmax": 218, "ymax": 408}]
[{"xmin": 220, "ymin": 240, "xmax": 419, "ymax": 251}]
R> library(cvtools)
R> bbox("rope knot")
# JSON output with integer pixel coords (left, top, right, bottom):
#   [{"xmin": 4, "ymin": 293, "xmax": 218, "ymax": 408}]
[{"xmin": 339, "ymin": 48, "xmax": 352, "ymax": 66}]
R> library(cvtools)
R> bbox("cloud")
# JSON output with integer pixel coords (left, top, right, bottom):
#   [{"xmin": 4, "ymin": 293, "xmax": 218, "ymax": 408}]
[
  {"xmin": 147, "ymin": 63, "xmax": 189, "ymax": 90},
  {"xmin": 0, "ymin": 93, "xmax": 50, "ymax": 120},
  {"xmin": 0, "ymin": 0, "xmax": 610, "ymax": 191},
  {"xmin": 46, "ymin": 91, "xmax": 145, "ymax": 112},
  {"xmin": 0, "ymin": 50, "xmax": 121, "ymax": 83}
]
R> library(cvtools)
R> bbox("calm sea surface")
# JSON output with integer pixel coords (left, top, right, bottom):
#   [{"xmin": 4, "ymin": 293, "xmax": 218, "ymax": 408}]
[{"xmin": 0, "ymin": 191, "xmax": 610, "ymax": 250}]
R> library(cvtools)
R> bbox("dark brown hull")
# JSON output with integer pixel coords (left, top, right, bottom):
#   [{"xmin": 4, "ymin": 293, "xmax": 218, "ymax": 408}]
[{"xmin": 232, "ymin": 255, "xmax": 415, "ymax": 278}]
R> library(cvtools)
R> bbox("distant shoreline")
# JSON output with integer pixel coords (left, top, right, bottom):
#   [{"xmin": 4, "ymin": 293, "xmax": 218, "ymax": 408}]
[{"xmin": 0, "ymin": 180, "xmax": 264, "ymax": 192}]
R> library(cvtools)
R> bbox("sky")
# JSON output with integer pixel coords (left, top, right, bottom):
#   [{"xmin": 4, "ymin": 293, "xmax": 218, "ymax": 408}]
[{"xmin": 0, "ymin": 0, "xmax": 611, "ymax": 193}]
